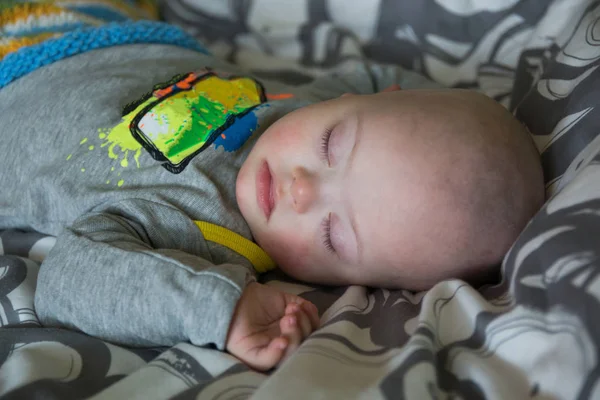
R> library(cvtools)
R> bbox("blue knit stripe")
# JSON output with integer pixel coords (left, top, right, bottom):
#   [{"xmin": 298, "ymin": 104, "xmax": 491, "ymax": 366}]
[{"xmin": 0, "ymin": 21, "xmax": 209, "ymax": 89}]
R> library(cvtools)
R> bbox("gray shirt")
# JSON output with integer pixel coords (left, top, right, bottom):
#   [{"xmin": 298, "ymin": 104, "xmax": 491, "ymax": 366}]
[{"xmin": 0, "ymin": 43, "xmax": 437, "ymax": 349}]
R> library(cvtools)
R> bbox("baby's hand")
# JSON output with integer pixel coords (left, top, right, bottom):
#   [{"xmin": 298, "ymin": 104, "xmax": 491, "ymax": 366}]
[{"xmin": 226, "ymin": 282, "xmax": 319, "ymax": 371}]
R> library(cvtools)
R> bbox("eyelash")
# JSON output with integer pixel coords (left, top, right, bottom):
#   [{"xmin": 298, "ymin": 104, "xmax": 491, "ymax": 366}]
[
  {"xmin": 321, "ymin": 213, "xmax": 336, "ymax": 254},
  {"xmin": 320, "ymin": 128, "xmax": 336, "ymax": 254},
  {"xmin": 320, "ymin": 127, "xmax": 333, "ymax": 165}
]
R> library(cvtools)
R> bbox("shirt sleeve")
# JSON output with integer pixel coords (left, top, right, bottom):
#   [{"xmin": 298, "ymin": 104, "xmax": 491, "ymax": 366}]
[
  {"xmin": 302, "ymin": 60, "xmax": 442, "ymax": 99},
  {"xmin": 34, "ymin": 198, "xmax": 254, "ymax": 350}
]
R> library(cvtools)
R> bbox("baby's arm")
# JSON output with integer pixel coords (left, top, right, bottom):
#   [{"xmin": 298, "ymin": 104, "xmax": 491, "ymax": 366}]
[
  {"xmin": 34, "ymin": 198, "xmax": 318, "ymax": 369},
  {"xmin": 34, "ymin": 198, "xmax": 249, "ymax": 349},
  {"xmin": 35, "ymin": 199, "xmax": 254, "ymax": 349}
]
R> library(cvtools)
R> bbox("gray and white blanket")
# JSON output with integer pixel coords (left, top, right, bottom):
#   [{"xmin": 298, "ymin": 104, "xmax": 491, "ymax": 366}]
[{"xmin": 3, "ymin": 0, "xmax": 600, "ymax": 398}]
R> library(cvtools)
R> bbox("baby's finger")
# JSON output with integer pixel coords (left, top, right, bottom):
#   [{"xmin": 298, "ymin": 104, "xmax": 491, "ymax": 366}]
[
  {"xmin": 295, "ymin": 309, "xmax": 314, "ymax": 339},
  {"xmin": 246, "ymin": 336, "xmax": 288, "ymax": 372},
  {"xmin": 283, "ymin": 293, "xmax": 312, "ymax": 309},
  {"xmin": 280, "ymin": 314, "xmax": 302, "ymax": 347},
  {"xmin": 284, "ymin": 302, "xmax": 300, "ymax": 316},
  {"xmin": 278, "ymin": 315, "xmax": 303, "ymax": 365},
  {"xmin": 301, "ymin": 301, "xmax": 320, "ymax": 330}
]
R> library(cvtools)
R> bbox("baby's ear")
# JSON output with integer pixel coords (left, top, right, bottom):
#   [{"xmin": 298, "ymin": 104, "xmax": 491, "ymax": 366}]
[{"xmin": 381, "ymin": 84, "xmax": 402, "ymax": 93}]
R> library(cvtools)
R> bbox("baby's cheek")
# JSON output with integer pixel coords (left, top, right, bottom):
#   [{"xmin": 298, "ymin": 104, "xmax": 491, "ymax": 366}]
[
  {"xmin": 271, "ymin": 122, "xmax": 306, "ymax": 150},
  {"xmin": 264, "ymin": 230, "xmax": 312, "ymax": 278}
]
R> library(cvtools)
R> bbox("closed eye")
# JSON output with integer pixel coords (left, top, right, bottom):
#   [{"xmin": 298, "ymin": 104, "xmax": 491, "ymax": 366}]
[
  {"xmin": 320, "ymin": 127, "xmax": 333, "ymax": 166},
  {"xmin": 321, "ymin": 213, "xmax": 335, "ymax": 254}
]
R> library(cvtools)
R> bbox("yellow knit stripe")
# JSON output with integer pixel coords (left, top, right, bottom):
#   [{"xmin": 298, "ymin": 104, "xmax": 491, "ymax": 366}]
[
  {"xmin": 4, "ymin": 14, "xmax": 101, "ymax": 37},
  {"xmin": 0, "ymin": 4, "xmax": 66, "ymax": 26},
  {"xmin": 135, "ymin": 0, "xmax": 159, "ymax": 20},
  {"xmin": 55, "ymin": 0, "xmax": 159, "ymax": 20},
  {"xmin": 0, "ymin": 2, "xmax": 158, "ymax": 29},
  {"xmin": 194, "ymin": 221, "xmax": 276, "ymax": 273}
]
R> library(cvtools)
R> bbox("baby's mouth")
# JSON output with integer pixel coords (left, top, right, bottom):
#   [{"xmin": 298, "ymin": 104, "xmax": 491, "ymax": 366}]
[
  {"xmin": 256, "ymin": 161, "xmax": 274, "ymax": 220},
  {"xmin": 269, "ymin": 170, "xmax": 275, "ymax": 215}
]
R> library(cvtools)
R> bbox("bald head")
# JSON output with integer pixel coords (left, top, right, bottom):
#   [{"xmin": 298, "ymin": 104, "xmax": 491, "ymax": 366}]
[{"xmin": 381, "ymin": 89, "xmax": 545, "ymax": 289}]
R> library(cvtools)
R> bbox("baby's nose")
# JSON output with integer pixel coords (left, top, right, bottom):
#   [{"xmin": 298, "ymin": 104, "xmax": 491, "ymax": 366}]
[{"xmin": 291, "ymin": 167, "xmax": 318, "ymax": 213}]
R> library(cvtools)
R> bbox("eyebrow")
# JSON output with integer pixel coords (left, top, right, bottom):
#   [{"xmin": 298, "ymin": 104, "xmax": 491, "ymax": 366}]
[{"xmin": 344, "ymin": 114, "xmax": 363, "ymax": 264}]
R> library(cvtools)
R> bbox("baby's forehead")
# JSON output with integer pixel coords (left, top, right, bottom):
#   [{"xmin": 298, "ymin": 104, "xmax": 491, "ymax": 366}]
[{"xmin": 347, "ymin": 160, "xmax": 418, "ymax": 255}]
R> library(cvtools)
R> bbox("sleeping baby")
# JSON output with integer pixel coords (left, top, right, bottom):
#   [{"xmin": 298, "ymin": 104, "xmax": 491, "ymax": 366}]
[{"xmin": 0, "ymin": 14, "xmax": 543, "ymax": 371}]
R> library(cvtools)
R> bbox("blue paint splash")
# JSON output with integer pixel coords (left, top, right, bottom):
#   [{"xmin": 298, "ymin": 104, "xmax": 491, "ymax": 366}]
[{"xmin": 213, "ymin": 111, "xmax": 258, "ymax": 152}]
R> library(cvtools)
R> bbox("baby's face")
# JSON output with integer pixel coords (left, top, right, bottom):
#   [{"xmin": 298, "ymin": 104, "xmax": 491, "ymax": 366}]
[{"xmin": 237, "ymin": 91, "xmax": 464, "ymax": 289}]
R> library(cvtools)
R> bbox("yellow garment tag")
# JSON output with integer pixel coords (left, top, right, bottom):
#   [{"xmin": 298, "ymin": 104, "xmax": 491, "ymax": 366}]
[{"xmin": 193, "ymin": 221, "xmax": 276, "ymax": 273}]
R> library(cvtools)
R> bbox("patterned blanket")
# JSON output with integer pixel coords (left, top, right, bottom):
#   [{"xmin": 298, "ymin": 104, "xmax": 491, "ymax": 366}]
[{"xmin": 3, "ymin": 0, "xmax": 600, "ymax": 398}]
